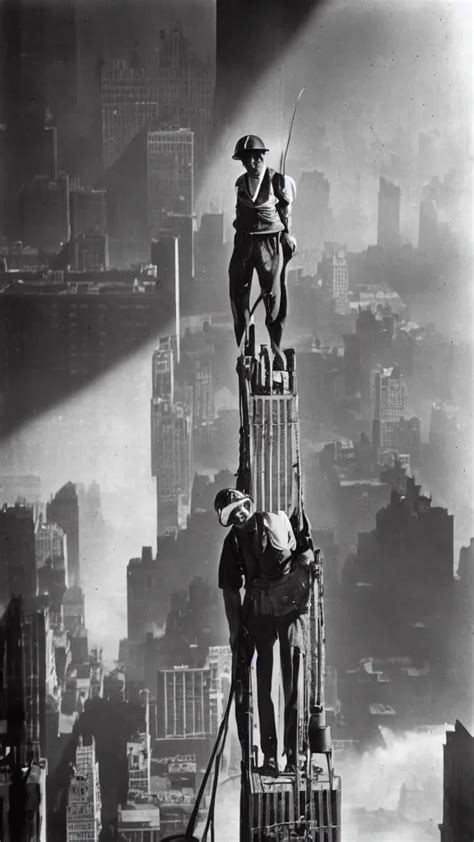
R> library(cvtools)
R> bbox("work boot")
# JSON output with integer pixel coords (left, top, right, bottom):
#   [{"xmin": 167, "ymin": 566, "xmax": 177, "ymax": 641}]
[
  {"xmin": 283, "ymin": 751, "xmax": 297, "ymax": 774},
  {"xmin": 257, "ymin": 755, "xmax": 279, "ymax": 777}
]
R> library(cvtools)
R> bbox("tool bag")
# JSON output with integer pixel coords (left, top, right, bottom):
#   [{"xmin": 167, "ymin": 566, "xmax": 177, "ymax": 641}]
[
  {"xmin": 265, "ymin": 552, "xmax": 314, "ymax": 617},
  {"xmin": 243, "ymin": 512, "xmax": 314, "ymax": 618}
]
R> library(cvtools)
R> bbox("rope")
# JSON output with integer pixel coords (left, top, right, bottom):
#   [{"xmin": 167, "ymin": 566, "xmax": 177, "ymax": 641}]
[{"xmin": 177, "ymin": 684, "xmax": 235, "ymax": 841}]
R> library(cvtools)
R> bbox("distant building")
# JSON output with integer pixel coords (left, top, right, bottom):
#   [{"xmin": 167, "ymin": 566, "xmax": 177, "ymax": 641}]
[
  {"xmin": 147, "ymin": 128, "xmax": 194, "ymax": 231},
  {"xmin": 150, "ymin": 395, "xmax": 193, "ymax": 536},
  {"xmin": 150, "ymin": 237, "xmax": 181, "ymax": 351},
  {"xmin": 47, "ymin": 482, "xmax": 80, "ymax": 588},
  {"xmin": 71, "ymin": 232, "xmax": 110, "ymax": 271},
  {"xmin": 156, "ymin": 666, "xmax": 212, "ymax": 739},
  {"xmin": 101, "ymin": 59, "xmax": 159, "ymax": 170},
  {"xmin": 118, "ymin": 807, "xmax": 160, "ymax": 842},
  {"xmin": 318, "ymin": 244, "xmax": 349, "ymax": 313},
  {"xmin": 152, "ymin": 340, "xmax": 175, "ymax": 401},
  {"xmin": 35, "ymin": 515, "xmax": 68, "ymax": 627},
  {"xmin": 372, "ymin": 364, "xmax": 407, "ymax": 453},
  {"xmin": 70, "ymin": 187, "xmax": 107, "ymax": 239},
  {"xmin": 66, "ymin": 737, "xmax": 102, "ymax": 842},
  {"xmin": 127, "ymin": 703, "xmax": 151, "ymax": 794},
  {"xmin": 127, "ymin": 546, "xmax": 156, "ymax": 643},
  {"xmin": 150, "ymin": 342, "xmax": 193, "ymax": 537},
  {"xmin": 439, "ymin": 721, "xmax": 474, "ymax": 842},
  {"xmin": 63, "ymin": 585, "xmax": 86, "ymax": 636},
  {"xmin": 0, "ymin": 596, "xmax": 58, "ymax": 763},
  {"xmin": 21, "ymin": 173, "xmax": 70, "ymax": 252},
  {"xmin": 377, "ymin": 176, "xmax": 400, "ymax": 250},
  {"xmin": 0, "ymin": 504, "xmax": 38, "ymax": 607},
  {"xmin": 157, "ymin": 22, "xmax": 214, "ymax": 169}
]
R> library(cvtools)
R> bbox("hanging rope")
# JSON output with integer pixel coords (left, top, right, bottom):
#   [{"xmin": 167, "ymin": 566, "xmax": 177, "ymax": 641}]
[{"xmin": 160, "ymin": 683, "xmax": 235, "ymax": 842}]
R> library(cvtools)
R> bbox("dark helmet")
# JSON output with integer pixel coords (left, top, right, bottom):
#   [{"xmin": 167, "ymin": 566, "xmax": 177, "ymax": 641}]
[
  {"xmin": 232, "ymin": 135, "xmax": 269, "ymax": 160},
  {"xmin": 214, "ymin": 488, "xmax": 253, "ymax": 526}
]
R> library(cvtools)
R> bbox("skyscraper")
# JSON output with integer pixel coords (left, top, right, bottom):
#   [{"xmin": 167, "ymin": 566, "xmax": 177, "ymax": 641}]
[
  {"xmin": 101, "ymin": 58, "xmax": 159, "ymax": 171},
  {"xmin": 372, "ymin": 364, "xmax": 408, "ymax": 454},
  {"xmin": 156, "ymin": 666, "xmax": 212, "ymax": 739},
  {"xmin": 66, "ymin": 737, "xmax": 102, "ymax": 842},
  {"xmin": 318, "ymin": 244, "xmax": 349, "ymax": 312},
  {"xmin": 377, "ymin": 176, "xmax": 401, "ymax": 249},
  {"xmin": 157, "ymin": 22, "xmax": 214, "ymax": 171},
  {"xmin": 47, "ymin": 482, "xmax": 80, "ymax": 588},
  {"xmin": 21, "ymin": 173, "xmax": 70, "ymax": 252},
  {"xmin": 150, "ymin": 390, "xmax": 193, "ymax": 537},
  {"xmin": 0, "ymin": 504, "xmax": 37, "ymax": 610},
  {"xmin": 70, "ymin": 186, "xmax": 107, "ymax": 239},
  {"xmin": 147, "ymin": 127, "xmax": 194, "ymax": 232}
]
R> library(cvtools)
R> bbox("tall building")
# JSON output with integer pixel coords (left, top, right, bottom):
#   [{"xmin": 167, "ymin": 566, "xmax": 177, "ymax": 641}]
[
  {"xmin": 70, "ymin": 187, "xmax": 107, "ymax": 239},
  {"xmin": 157, "ymin": 22, "xmax": 214, "ymax": 171},
  {"xmin": 71, "ymin": 232, "xmax": 110, "ymax": 271},
  {"xmin": 21, "ymin": 173, "xmax": 70, "ymax": 252},
  {"xmin": 156, "ymin": 666, "xmax": 212, "ymax": 739},
  {"xmin": 372, "ymin": 364, "xmax": 407, "ymax": 453},
  {"xmin": 101, "ymin": 59, "xmax": 159, "ymax": 171},
  {"xmin": 150, "ymin": 391, "xmax": 193, "ymax": 537},
  {"xmin": 0, "ymin": 504, "xmax": 37, "ymax": 609},
  {"xmin": 66, "ymin": 736, "xmax": 102, "ymax": 842},
  {"xmin": 147, "ymin": 128, "xmax": 194, "ymax": 232},
  {"xmin": 150, "ymin": 236, "xmax": 180, "ymax": 353},
  {"xmin": 126, "ymin": 694, "xmax": 151, "ymax": 795},
  {"xmin": 150, "ymin": 337, "xmax": 193, "ymax": 537},
  {"xmin": 318, "ymin": 244, "xmax": 349, "ymax": 312},
  {"xmin": 439, "ymin": 721, "xmax": 474, "ymax": 842},
  {"xmin": 0, "ymin": 596, "xmax": 57, "ymax": 763},
  {"xmin": 47, "ymin": 482, "xmax": 80, "ymax": 588},
  {"xmin": 377, "ymin": 176, "xmax": 401, "ymax": 250}
]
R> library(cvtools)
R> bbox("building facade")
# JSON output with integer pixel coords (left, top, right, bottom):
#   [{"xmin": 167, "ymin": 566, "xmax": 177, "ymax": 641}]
[
  {"xmin": 147, "ymin": 128, "xmax": 193, "ymax": 232},
  {"xmin": 66, "ymin": 737, "xmax": 102, "ymax": 842},
  {"xmin": 156, "ymin": 666, "xmax": 212, "ymax": 739}
]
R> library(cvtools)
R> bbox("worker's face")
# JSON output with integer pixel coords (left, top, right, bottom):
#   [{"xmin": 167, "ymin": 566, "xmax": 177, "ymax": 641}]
[
  {"xmin": 241, "ymin": 151, "xmax": 265, "ymax": 178},
  {"xmin": 229, "ymin": 501, "xmax": 252, "ymax": 528}
]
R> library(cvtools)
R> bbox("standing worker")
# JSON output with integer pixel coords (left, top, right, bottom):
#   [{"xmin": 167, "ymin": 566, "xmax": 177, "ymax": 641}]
[
  {"xmin": 215, "ymin": 488, "xmax": 313, "ymax": 777},
  {"xmin": 229, "ymin": 135, "xmax": 297, "ymax": 368}
]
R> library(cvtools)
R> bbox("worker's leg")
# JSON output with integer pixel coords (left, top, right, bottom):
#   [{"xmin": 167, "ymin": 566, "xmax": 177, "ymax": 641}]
[
  {"xmin": 252, "ymin": 615, "xmax": 278, "ymax": 759},
  {"xmin": 229, "ymin": 233, "xmax": 254, "ymax": 347},
  {"xmin": 254, "ymin": 234, "xmax": 286, "ymax": 361},
  {"xmin": 277, "ymin": 612, "xmax": 301, "ymax": 763}
]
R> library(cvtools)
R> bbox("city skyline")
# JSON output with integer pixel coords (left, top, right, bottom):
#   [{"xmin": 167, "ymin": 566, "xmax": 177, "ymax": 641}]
[{"xmin": 0, "ymin": 0, "xmax": 472, "ymax": 840}]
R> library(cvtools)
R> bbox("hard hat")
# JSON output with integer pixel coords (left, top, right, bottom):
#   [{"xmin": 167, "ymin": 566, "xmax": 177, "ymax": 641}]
[
  {"xmin": 214, "ymin": 488, "xmax": 253, "ymax": 526},
  {"xmin": 232, "ymin": 135, "xmax": 269, "ymax": 160}
]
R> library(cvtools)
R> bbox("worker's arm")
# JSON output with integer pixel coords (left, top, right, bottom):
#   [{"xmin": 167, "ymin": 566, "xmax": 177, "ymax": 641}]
[{"xmin": 223, "ymin": 589, "xmax": 242, "ymax": 651}]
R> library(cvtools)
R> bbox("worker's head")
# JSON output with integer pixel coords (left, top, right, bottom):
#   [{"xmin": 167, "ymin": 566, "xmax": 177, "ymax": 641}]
[
  {"xmin": 232, "ymin": 135, "xmax": 268, "ymax": 178},
  {"xmin": 214, "ymin": 488, "xmax": 254, "ymax": 528}
]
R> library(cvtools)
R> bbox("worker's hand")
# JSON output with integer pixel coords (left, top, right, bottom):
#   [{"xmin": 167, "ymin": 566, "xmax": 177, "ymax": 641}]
[{"xmin": 281, "ymin": 232, "xmax": 297, "ymax": 258}]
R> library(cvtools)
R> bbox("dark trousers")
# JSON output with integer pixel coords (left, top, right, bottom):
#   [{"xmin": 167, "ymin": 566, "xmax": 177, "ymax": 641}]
[
  {"xmin": 229, "ymin": 232, "xmax": 288, "ymax": 355},
  {"xmin": 250, "ymin": 612, "xmax": 301, "ymax": 759}
]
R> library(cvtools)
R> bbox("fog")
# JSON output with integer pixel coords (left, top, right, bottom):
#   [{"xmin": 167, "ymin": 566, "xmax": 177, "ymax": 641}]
[{"xmin": 211, "ymin": 725, "xmax": 446, "ymax": 841}]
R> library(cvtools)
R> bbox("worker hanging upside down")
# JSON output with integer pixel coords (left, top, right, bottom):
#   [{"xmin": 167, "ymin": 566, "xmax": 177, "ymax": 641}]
[
  {"xmin": 215, "ymin": 488, "xmax": 314, "ymax": 777},
  {"xmin": 229, "ymin": 135, "xmax": 297, "ymax": 368}
]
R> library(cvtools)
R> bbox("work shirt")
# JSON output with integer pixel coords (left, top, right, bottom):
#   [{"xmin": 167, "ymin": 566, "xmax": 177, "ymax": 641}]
[
  {"xmin": 218, "ymin": 511, "xmax": 297, "ymax": 592},
  {"xmin": 233, "ymin": 168, "xmax": 297, "ymax": 235}
]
